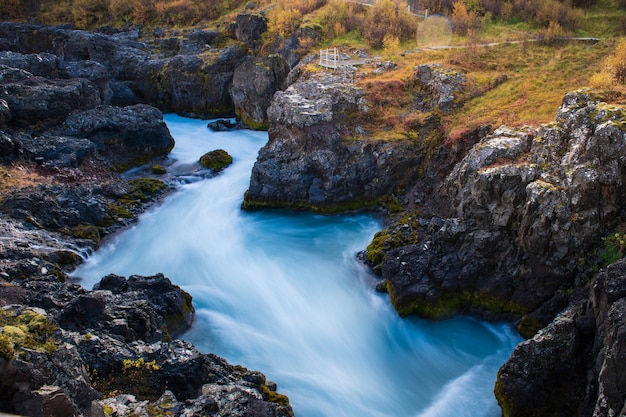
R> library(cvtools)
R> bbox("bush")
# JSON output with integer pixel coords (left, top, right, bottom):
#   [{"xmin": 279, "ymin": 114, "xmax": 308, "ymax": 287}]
[
  {"xmin": 606, "ymin": 38, "xmax": 626, "ymax": 84},
  {"xmin": 155, "ymin": 0, "xmax": 199, "ymax": 24},
  {"xmin": 268, "ymin": 5, "xmax": 303, "ymax": 37},
  {"xmin": 362, "ymin": 0, "xmax": 417, "ymax": 48},
  {"xmin": 72, "ymin": 0, "xmax": 109, "ymax": 28},
  {"xmin": 451, "ymin": 0, "xmax": 481, "ymax": 35},
  {"xmin": 319, "ymin": 0, "xmax": 364, "ymax": 38}
]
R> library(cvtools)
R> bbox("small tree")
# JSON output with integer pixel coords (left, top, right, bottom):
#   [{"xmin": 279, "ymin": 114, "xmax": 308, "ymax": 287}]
[
  {"xmin": 605, "ymin": 38, "xmax": 626, "ymax": 84},
  {"xmin": 383, "ymin": 34, "xmax": 401, "ymax": 60},
  {"xmin": 590, "ymin": 38, "xmax": 626, "ymax": 100}
]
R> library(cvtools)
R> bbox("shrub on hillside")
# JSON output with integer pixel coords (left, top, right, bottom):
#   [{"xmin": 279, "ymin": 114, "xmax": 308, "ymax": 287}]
[
  {"xmin": 72, "ymin": 0, "xmax": 110, "ymax": 28},
  {"xmin": 451, "ymin": 0, "xmax": 482, "ymax": 35},
  {"xmin": 362, "ymin": 0, "xmax": 417, "ymax": 48},
  {"xmin": 319, "ymin": 0, "xmax": 364, "ymax": 38},
  {"xmin": 155, "ymin": 0, "xmax": 199, "ymax": 25}
]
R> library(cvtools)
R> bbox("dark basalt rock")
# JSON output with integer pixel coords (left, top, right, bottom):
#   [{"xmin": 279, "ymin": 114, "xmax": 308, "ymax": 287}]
[
  {"xmin": 0, "ymin": 70, "xmax": 102, "ymax": 129},
  {"xmin": 495, "ymin": 259, "xmax": 626, "ymax": 417},
  {"xmin": 207, "ymin": 119, "xmax": 237, "ymax": 131},
  {"xmin": 230, "ymin": 55, "xmax": 290, "ymax": 129},
  {"xmin": 58, "ymin": 104, "xmax": 175, "ymax": 168},
  {"xmin": 0, "ymin": 22, "xmax": 250, "ymax": 119},
  {"xmin": 232, "ymin": 13, "xmax": 268, "ymax": 52},
  {"xmin": 0, "ymin": 98, "xmax": 11, "ymax": 127},
  {"xmin": 243, "ymin": 70, "xmax": 425, "ymax": 211}
]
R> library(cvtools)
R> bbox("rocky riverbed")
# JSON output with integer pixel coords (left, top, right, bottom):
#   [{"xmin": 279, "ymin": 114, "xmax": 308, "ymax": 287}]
[
  {"xmin": 0, "ymin": 19, "xmax": 295, "ymax": 417},
  {"xmin": 1, "ymin": 14, "xmax": 625, "ymax": 417}
]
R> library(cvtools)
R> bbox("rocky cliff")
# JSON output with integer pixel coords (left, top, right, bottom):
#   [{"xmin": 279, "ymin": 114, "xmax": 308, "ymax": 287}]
[{"xmin": 242, "ymin": 67, "xmax": 432, "ymax": 212}]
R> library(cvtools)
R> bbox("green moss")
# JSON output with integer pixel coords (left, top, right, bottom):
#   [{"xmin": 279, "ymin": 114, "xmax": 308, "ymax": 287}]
[
  {"xmin": 0, "ymin": 334, "xmax": 15, "ymax": 360},
  {"xmin": 494, "ymin": 379, "xmax": 514, "ymax": 417},
  {"xmin": 128, "ymin": 178, "xmax": 167, "ymax": 200},
  {"xmin": 199, "ymin": 149, "xmax": 234, "ymax": 172},
  {"xmin": 0, "ymin": 309, "xmax": 58, "ymax": 354},
  {"xmin": 151, "ymin": 164, "xmax": 167, "ymax": 175},
  {"xmin": 237, "ymin": 110, "xmax": 269, "ymax": 131},
  {"xmin": 70, "ymin": 224, "xmax": 102, "ymax": 243},
  {"xmin": 383, "ymin": 281, "xmax": 530, "ymax": 320},
  {"xmin": 52, "ymin": 250, "xmax": 81, "ymax": 265},
  {"xmin": 516, "ymin": 315, "xmax": 545, "ymax": 339},
  {"xmin": 259, "ymin": 384, "xmax": 292, "ymax": 409}
]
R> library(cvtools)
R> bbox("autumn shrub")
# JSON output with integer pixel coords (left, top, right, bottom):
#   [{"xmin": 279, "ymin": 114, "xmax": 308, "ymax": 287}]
[
  {"xmin": 509, "ymin": 0, "xmax": 581, "ymax": 30},
  {"xmin": 319, "ymin": 0, "xmax": 364, "ymax": 38},
  {"xmin": 421, "ymin": 0, "xmax": 455, "ymax": 14},
  {"xmin": 72, "ymin": 0, "xmax": 109, "ymax": 28},
  {"xmin": 155, "ymin": 0, "xmax": 199, "ymax": 25},
  {"xmin": 362, "ymin": 0, "xmax": 417, "ymax": 48},
  {"xmin": 194, "ymin": 0, "xmax": 221, "ymax": 20},
  {"xmin": 451, "ymin": 0, "xmax": 482, "ymax": 35},
  {"xmin": 606, "ymin": 38, "xmax": 626, "ymax": 84},
  {"xmin": 109, "ymin": 0, "xmax": 133, "ymax": 21},
  {"xmin": 0, "ymin": 0, "xmax": 25, "ymax": 18},
  {"xmin": 268, "ymin": 6, "xmax": 303, "ymax": 37},
  {"xmin": 130, "ymin": 0, "xmax": 157, "ymax": 24}
]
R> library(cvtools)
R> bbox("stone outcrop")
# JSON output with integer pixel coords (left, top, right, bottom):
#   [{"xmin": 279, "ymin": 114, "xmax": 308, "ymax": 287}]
[
  {"xmin": 243, "ymin": 69, "xmax": 425, "ymax": 212},
  {"xmin": 230, "ymin": 54, "xmax": 291, "ymax": 130},
  {"xmin": 0, "ymin": 273, "xmax": 294, "ymax": 417},
  {"xmin": 232, "ymin": 13, "xmax": 267, "ymax": 53},
  {"xmin": 495, "ymin": 259, "xmax": 626, "ymax": 417},
  {"xmin": 0, "ymin": 22, "xmax": 256, "ymax": 120},
  {"xmin": 379, "ymin": 91, "xmax": 626, "ymax": 327},
  {"xmin": 58, "ymin": 104, "xmax": 175, "ymax": 169}
]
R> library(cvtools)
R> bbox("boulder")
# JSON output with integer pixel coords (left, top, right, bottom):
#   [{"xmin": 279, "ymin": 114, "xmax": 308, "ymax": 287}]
[
  {"xmin": 230, "ymin": 55, "xmax": 290, "ymax": 129},
  {"xmin": 0, "ymin": 51, "xmax": 60, "ymax": 77},
  {"xmin": 59, "ymin": 104, "xmax": 174, "ymax": 169},
  {"xmin": 0, "ymin": 70, "xmax": 101, "ymax": 129},
  {"xmin": 200, "ymin": 149, "xmax": 233, "ymax": 172},
  {"xmin": 233, "ymin": 13, "xmax": 268, "ymax": 52}
]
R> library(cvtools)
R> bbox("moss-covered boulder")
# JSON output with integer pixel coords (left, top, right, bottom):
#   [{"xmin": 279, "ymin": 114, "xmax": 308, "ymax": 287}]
[{"xmin": 199, "ymin": 149, "xmax": 233, "ymax": 172}]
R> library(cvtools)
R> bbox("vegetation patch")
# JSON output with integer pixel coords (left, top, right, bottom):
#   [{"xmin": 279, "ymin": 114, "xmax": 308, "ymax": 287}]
[
  {"xmin": 0, "ymin": 309, "xmax": 58, "ymax": 359},
  {"xmin": 90, "ymin": 356, "xmax": 163, "ymax": 401},
  {"xmin": 366, "ymin": 211, "xmax": 421, "ymax": 271}
]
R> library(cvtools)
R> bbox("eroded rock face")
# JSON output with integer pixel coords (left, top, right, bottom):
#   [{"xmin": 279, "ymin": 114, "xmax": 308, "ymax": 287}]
[
  {"xmin": 0, "ymin": 22, "xmax": 251, "ymax": 119},
  {"xmin": 230, "ymin": 55, "xmax": 291, "ymax": 129},
  {"xmin": 381, "ymin": 91, "xmax": 626, "ymax": 323},
  {"xmin": 243, "ymin": 70, "xmax": 424, "ymax": 211},
  {"xmin": 59, "ymin": 104, "xmax": 175, "ymax": 168},
  {"xmin": 495, "ymin": 259, "xmax": 626, "ymax": 417}
]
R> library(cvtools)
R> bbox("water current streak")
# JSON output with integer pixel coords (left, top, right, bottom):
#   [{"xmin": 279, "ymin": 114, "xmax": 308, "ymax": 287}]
[{"xmin": 72, "ymin": 115, "xmax": 522, "ymax": 417}]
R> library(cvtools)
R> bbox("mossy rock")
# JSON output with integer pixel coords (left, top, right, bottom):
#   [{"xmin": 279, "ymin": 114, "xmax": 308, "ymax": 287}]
[
  {"xmin": 199, "ymin": 149, "xmax": 233, "ymax": 172},
  {"xmin": 71, "ymin": 224, "xmax": 102, "ymax": 243},
  {"xmin": 152, "ymin": 164, "xmax": 167, "ymax": 175},
  {"xmin": 0, "ymin": 334, "xmax": 15, "ymax": 360}
]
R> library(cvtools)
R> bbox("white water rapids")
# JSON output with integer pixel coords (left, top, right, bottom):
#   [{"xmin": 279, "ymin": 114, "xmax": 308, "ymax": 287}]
[{"xmin": 72, "ymin": 115, "xmax": 522, "ymax": 417}]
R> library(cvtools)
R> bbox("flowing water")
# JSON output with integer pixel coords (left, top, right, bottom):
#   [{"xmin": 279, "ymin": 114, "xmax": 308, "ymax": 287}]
[{"xmin": 73, "ymin": 115, "xmax": 522, "ymax": 417}]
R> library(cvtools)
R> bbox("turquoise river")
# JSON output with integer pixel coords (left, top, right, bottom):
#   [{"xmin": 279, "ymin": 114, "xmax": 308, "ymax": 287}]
[{"xmin": 73, "ymin": 115, "xmax": 522, "ymax": 417}]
